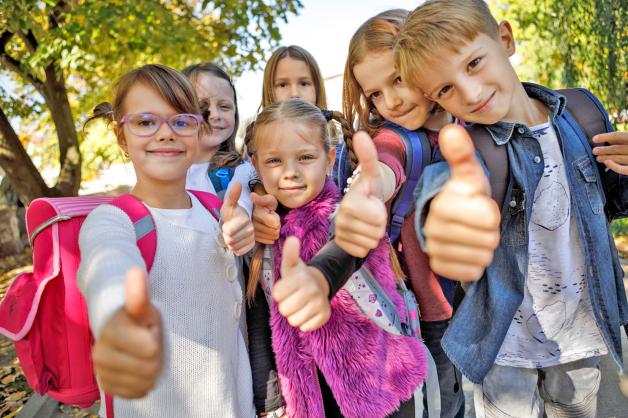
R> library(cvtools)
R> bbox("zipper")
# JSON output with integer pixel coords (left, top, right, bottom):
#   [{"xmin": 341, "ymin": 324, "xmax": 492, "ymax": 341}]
[{"xmin": 314, "ymin": 366, "xmax": 325, "ymax": 416}]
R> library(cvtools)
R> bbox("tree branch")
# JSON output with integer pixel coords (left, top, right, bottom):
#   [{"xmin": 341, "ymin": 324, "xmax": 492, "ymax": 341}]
[
  {"xmin": 18, "ymin": 30, "xmax": 38, "ymax": 54},
  {"xmin": 0, "ymin": 31, "xmax": 47, "ymax": 94}
]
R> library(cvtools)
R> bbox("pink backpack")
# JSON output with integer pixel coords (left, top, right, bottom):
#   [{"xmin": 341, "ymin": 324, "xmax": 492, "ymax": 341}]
[{"xmin": 0, "ymin": 190, "xmax": 222, "ymax": 414}]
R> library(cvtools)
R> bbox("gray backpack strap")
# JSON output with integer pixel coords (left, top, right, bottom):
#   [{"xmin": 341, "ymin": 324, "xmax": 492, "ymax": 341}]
[
  {"xmin": 558, "ymin": 88, "xmax": 611, "ymax": 144},
  {"xmin": 466, "ymin": 124, "xmax": 509, "ymax": 210}
]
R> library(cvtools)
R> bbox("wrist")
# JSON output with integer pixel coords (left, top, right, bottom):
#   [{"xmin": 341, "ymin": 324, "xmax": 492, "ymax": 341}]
[{"xmin": 308, "ymin": 266, "xmax": 330, "ymax": 298}]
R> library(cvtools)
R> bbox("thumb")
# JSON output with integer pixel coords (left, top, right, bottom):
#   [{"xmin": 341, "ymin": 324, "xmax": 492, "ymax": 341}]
[
  {"xmin": 439, "ymin": 124, "xmax": 490, "ymax": 196},
  {"xmin": 124, "ymin": 266, "xmax": 153, "ymax": 323},
  {"xmin": 251, "ymin": 192, "xmax": 278, "ymax": 212},
  {"xmin": 352, "ymin": 131, "xmax": 382, "ymax": 197},
  {"xmin": 221, "ymin": 182, "xmax": 242, "ymax": 220},
  {"xmin": 281, "ymin": 236, "xmax": 302, "ymax": 275}
]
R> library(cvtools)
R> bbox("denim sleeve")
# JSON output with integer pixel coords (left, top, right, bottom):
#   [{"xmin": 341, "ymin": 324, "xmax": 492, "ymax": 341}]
[{"xmin": 413, "ymin": 161, "xmax": 452, "ymax": 251}]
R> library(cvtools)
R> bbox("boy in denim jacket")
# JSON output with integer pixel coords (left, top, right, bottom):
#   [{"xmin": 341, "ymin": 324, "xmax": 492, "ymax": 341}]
[{"xmin": 394, "ymin": 0, "xmax": 628, "ymax": 416}]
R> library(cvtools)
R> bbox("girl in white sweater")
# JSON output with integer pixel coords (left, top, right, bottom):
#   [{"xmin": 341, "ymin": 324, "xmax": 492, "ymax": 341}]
[{"xmin": 77, "ymin": 64, "xmax": 255, "ymax": 418}]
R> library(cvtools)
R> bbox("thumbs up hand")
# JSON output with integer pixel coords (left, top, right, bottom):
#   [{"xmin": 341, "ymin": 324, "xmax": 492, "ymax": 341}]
[
  {"xmin": 251, "ymin": 192, "xmax": 280, "ymax": 245},
  {"xmin": 335, "ymin": 132, "xmax": 389, "ymax": 257},
  {"xmin": 92, "ymin": 267, "xmax": 163, "ymax": 398},
  {"xmin": 424, "ymin": 124, "xmax": 500, "ymax": 281},
  {"xmin": 272, "ymin": 236, "xmax": 331, "ymax": 332},
  {"xmin": 220, "ymin": 182, "xmax": 255, "ymax": 256}
]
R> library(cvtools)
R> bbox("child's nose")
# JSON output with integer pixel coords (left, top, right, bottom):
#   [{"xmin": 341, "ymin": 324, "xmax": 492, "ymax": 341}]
[
  {"xmin": 290, "ymin": 84, "xmax": 300, "ymax": 98},
  {"xmin": 283, "ymin": 160, "xmax": 299, "ymax": 177},
  {"xmin": 384, "ymin": 91, "xmax": 401, "ymax": 110},
  {"xmin": 461, "ymin": 80, "xmax": 483, "ymax": 106},
  {"xmin": 156, "ymin": 120, "xmax": 176, "ymax": 141}
]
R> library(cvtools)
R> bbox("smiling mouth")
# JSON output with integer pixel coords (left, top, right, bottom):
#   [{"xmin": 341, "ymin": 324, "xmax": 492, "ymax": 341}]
[
  {"xmin": 280, "ymin": 186, "xmax": 306, "ymax": 192},
  {"xmin": 389, "ymin": 107, "xmax": 414, "ymax": 119},
  {"xmin": 471, "ymin": 91, "xmax": 495, "ymax": 113},
  {"xmin": 148, "ymin": 149, "xmax": 184, "ymax": 157}
]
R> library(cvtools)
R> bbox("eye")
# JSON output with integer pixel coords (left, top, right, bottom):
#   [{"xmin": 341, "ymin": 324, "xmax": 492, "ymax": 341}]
[
  {"xmin": 276, "ymin": 82, "xmax": 287, "ymax": 89},
  {"xmin": 137, "ymin": 119, "xmax": 156, "ymax": 127},
  {"xmin": 265, "ymin": 157, "xmax": 280, "ymax": 165},
  {"xmin": 173, "ymin": 119, "xmax": 191, "ymax": 128},
  {"xmin": 437, "ymin": 85, "xmax": 452, "ymax": 99},
  {"xmin": 468, "ymin": 57, "xmax": 482, "ymax": 70},
  {"xmin": 299, "ymin": 154, "xmax": 315, "ymax": 161},
  {"xmin": 300, "ymin": 80, "xmax": 312, "ymax": 87},
  {"xmin": 368, "ymin": 91, "xmax": 381, "ymax": 101}
]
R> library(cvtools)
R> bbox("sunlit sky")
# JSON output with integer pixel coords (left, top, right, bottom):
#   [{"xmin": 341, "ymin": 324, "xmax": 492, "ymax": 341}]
[{"xmin": 235, "ymin": 0, "xmax": 423, "ymax": 122}]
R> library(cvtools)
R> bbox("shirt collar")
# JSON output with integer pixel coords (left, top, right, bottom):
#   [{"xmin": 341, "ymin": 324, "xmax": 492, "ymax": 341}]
[{"xmin": 476, "ymin": 82, "xmax": 566, "ymax": 145}]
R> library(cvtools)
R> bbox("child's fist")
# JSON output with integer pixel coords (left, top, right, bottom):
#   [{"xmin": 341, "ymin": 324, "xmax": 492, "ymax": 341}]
[
  {"xmin": 251, "ymin": 192, "xmax": 280, "ymax": 245},
  {"xmin": 425, "ymin": 124, "xmax": 501, "ymax": 281},
  {"xmin": 592, "ymin": 131, "xmax": 628, "ymax": 175},
  {"xmin": 335, "ymin": 132, "xmax": 387, "ymax": 257},
  {"xmin": 221, "ymin": 182, "xmax": 255, "ymax": 256},
  {"xmin": 92, "ymin": 267, "xmax": 163, "ymax": 399},
  {"xmin": 273, "ymin": 236, "xmax": 331, "ymax": 332}
]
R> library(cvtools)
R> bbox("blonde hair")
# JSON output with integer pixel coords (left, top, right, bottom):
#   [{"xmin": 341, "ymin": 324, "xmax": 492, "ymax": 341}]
[
  {"xmin": 395, "ymin": 0, "xmax": 499, "ymax": 87},
  {"xmin": 182, "ymin": 62, "xmax": 242, "ymax": 168},
  {"xmin": 85, "ymin": 64, "xmax": 200, "ymax": 145},
  {"xmin": 342, "ymin": 9, "xmax": 409, "ymax": 167},
  {"xmin": 260, "ymin": 45, "xmax": 327, "ymax": 110}
]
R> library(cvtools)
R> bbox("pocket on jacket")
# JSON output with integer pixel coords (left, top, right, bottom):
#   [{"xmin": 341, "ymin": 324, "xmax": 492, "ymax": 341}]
[{"xmin": 573, "ymin": 157, "xmax": 604, "ymax": 215}]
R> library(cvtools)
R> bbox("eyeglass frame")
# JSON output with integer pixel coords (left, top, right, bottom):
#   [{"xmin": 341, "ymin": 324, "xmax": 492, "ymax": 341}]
[{"xmin": 118, "ymin": 113, "xmax": 204, "ymax": 137}]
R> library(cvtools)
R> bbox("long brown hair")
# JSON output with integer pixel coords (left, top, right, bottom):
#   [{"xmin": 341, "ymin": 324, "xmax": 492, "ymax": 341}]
[
  {"xmin": 182, "ymin": 62, "xmax": 243, "ymax": 168},
  {"xmin": 85, "ymin": 64, "xmax": 200, "ymax": 147},
  {"xmin": 260, "ymin": 45, "xmax": 327, "ymax": 110},
  {"xmin": 342, "ymin": 9, "xmax": 409, "ymax": 166}
]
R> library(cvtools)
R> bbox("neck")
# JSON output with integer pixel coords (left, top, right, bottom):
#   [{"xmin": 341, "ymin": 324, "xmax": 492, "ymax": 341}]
[
  {"xmin": 195, "ymin": 145, "xmax": 219, "ymax": 163},
  {"xmin": 132, "ymin": 176, "xmax": 191, "ymax": 209},
  {"xmin": 503, "ymin": 83, "xmax": 548, "ymax": 126}
]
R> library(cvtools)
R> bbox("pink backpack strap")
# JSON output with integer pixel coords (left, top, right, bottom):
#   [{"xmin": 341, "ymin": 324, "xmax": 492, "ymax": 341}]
[
  {"xmin": 187, "ymin": 189, "xmax": 222, "ymax": 221},
  {"xmin": 109, "ymin": 194, "xmax": 157, "ymax": 272}
]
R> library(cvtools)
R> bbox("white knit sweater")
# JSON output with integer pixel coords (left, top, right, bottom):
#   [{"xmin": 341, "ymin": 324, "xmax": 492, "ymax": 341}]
[{"xmin": 77, "ymin": 193, "xmax": 254, "ymax": 418}]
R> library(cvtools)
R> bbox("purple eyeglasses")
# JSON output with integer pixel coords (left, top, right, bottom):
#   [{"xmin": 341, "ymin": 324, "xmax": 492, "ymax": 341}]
[{"xmin": 119, "ymin": 113, "xmax": 203, "ymax": 137}]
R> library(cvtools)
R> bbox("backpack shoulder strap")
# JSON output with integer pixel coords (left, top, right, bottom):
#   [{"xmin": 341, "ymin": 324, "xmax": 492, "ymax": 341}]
[
  {"xmin": 466, "ymin": 124, "xmax": 510, "ymax": 210},
  {"xmin": 109, "ymin": 194, "xmax": 157, "ymax": 272},
  {"xmin": 558, "ymin": 88, "xmax": 612, "ymax": 143},
  {"xmin": 187, "ymin": 189, "xmax": 222, "ymax": 221},
  {"xmin": 384, "ymin": 123, "xmax": 431, "ymax": 244}
]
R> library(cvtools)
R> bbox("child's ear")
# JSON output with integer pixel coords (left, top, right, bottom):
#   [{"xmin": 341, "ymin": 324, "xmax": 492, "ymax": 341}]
[
  {"xmin": 497, "ymin": 21, "xmax": 516, "ymax": 57},
  {"xmin": 251, "ymin": 154, "xmax": 259, "ymax": 172},
  {"xmin": 326, "ymin": 146, "xmax": 337, "ymax": 173},
  {"xmin": 115, "ymin": 126, "xmax": 128, "ymax": 153}
]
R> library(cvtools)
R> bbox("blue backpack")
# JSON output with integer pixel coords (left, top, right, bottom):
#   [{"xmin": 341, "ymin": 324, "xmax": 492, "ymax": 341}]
[{"xmin": 333, "ymin": 122, "xmax": 432, "ymax": 245}]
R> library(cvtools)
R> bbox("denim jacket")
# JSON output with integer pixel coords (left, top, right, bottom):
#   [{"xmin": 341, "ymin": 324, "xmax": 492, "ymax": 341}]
[{"xmin": 414, "ymin": 83, "xmax": 628, "ymax": 383}]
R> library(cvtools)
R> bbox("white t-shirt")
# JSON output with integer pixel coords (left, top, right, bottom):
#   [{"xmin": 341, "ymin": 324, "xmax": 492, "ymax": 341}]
[
  {"xmin": 495, "ymin": 121, "xmax": 607, "ymax": 368},
  {"xmin": 78, "ymin": 193, "xmax": 254, "ymax": 417},
  {"xmin": 186, "ymin": 160, "xmax": 255, "ymax": 216}
]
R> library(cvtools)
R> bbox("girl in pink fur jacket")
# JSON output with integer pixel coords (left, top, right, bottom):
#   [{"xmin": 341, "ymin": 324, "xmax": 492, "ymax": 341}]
[{"xmin": 245, "ymin": 98, "xmax": 428, "ymax": 418}]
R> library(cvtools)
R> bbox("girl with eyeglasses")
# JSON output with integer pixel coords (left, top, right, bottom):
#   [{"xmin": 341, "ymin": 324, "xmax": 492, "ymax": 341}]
[{"xmin": 78, "ymin": 64, "xmax": 255, "ymax": 417}]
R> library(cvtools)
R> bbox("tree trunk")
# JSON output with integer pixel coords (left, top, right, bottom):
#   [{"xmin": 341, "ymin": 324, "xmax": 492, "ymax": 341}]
[
  {"xmin": 43, "ymin": 63, "xmax": 81, "ymax": 197},
  {"xmin": 0, "ymin": 107, "xmax": 51, "ymax": 205},
  {"xmin": 0, "ymin": 205, "xmax": 23, "ymax": 257}
]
